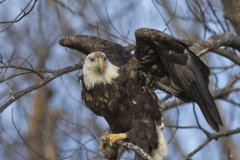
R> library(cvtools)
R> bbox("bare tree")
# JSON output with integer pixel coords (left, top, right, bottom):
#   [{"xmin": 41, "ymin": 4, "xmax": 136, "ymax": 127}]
[{"xmin": 0, "ymin": 0, "xmax": 239, "ymax": 160}]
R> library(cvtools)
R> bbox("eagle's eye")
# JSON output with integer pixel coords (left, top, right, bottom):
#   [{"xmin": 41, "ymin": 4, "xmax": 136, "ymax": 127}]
[
  {"xmin": 104, "ymin": 57, "xmax": 107, "ymax": 61},
  {"xmin": 89, "ymin": 57, "xmax": 94, "ymax": 62}
]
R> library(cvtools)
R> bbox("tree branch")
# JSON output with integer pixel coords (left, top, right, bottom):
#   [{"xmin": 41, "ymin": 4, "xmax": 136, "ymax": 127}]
[
  {"xmin": 0, "ymin": 0, "xmax": 38, "ymax": 33},
  {"xmin": 0, "ymin": 63, "xmax": 82, "ymax": 113},
  {"xmin": 190, "ymin": 33, "xmax": 240, "ymax": 52},
  {"xmin": 189, "ymin": 33, "xmax": 240, "ymax": 65},
  {"xmin": 184, "ymin": 128, "xmax": 240, "ymax": 159},
  {"xmin": 212, "ymin": 48, "xmax": 240, "ymax": 65},
  {"xmin": 116, "ymin": 141, "xmax": 153, "ymax": 160},
  {"xmin": 101, "ymin": 141, "xmax": 153, "ymax": 160}
]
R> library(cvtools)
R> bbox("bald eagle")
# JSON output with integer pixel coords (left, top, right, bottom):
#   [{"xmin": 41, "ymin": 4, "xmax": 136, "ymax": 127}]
[{"xmin": 59, "ymin": 28, "xmax": 223, "ymax": 159}]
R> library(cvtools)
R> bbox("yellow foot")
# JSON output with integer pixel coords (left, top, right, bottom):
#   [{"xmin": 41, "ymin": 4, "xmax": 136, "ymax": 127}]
[{"xmin": 99, "ymin": 133, "xmax": 127, "ymax": 150}]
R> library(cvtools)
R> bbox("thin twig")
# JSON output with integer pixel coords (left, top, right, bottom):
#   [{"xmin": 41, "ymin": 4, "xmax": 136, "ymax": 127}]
[
  {"xmin": 0, "ymin": 63, "xmax": 83, "ymax": 113},
  {"xmin": 0, "ymin": 65, "xmax": 44, "ymax": 80},
  {"xmin": 11, "ymin": 109, "xmax": 48, "ymax": 160},
  {"xmin": 0, "ymin": 0, "xmax": 38, "ymax": 33}
]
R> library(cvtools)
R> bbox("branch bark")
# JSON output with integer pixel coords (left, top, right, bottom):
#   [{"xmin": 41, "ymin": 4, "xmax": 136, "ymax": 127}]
[
  {"xmin": 189, "ymin": 33, "xmax": 240, "ymax": 65},
  {"xmin": 101, "ymin": 141, "xmax": 153, "ymax": 160}
]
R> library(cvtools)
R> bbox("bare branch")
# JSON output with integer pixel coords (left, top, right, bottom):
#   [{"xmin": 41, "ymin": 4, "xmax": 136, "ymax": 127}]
[
  {"xmin": 206, "ymin": 0, "xmax": 227, "ymax": 33},
  {"xmin": 116, "ymin": 141, "xmax": 153, "ymax": 160},
  {"xmin": 101, "ymin": 141, "xmax": 153, "ymax": 160},
  {"xmin": 189, "ymin": 33, "xmax": 240, "ymax": 64},
  {"xmin": 0, "ymin": 0, "xmax": 38, "ymax": 33},
  {"xmin": 0, "ymin": 68, "xmax": 56, "ymax": 83},
  {"xmin": 0, "ymin": 65, "xmax": 44, "ymax": 80},
  {"xmin": 192, "ymin": 33, "xmax": 240, "ymax": 51},
  {"xmin": 185, "ymin": 128, "xmax": 240, "ymax": 159},
  {"xmin": 0, "ymin": 63, "xmax": 82, "ymax": 113},
  {"xmin": 212, "ymin": 49, "xmax": 240, "ymax": 65},
  {"xmin": 166, "ymin": 125, "xmax": 199, "ymax": 130},
  {"xmin": 0, "ymin": 0, "xmax": 6, "ymax": 4},
  {"xmin": 11, "ymin": 110, "xmax": 48, "ymax": 160}
]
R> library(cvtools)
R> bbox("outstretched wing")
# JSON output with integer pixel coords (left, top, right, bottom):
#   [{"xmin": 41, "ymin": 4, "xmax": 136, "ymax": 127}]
[
  {"xmin": 135, "ymin": 28, "xmax": 223, "ymax": 131},
  {"xmin": 59, "ymin": 35, "xmax": 131, "ymax": 66}
]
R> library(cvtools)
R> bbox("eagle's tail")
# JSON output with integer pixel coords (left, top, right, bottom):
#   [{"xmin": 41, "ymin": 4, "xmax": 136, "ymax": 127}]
[
  {"xmin": 194, "ymin": 83, "xmax": 223, "ymax": 132},
  {"xmin": 150, "ymin": 123, "xmax": 168, "ymax": 160}
]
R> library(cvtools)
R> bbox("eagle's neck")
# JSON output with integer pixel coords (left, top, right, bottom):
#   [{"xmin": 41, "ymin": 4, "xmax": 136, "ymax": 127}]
[{"xmin": 83, "ymin": 62, "xmax": 120, "ymax": 90}]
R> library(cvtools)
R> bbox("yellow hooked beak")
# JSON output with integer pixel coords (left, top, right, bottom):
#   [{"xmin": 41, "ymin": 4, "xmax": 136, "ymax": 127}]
[{"xmin": 97, "ymin": 58, "xmax": 105, "ymax": 73}]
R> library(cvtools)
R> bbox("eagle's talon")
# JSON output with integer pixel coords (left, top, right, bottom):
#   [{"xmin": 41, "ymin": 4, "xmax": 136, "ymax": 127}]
[
  {"xmin": 101, "ymin": 135, "xmax": 108, "ymax": 141},
  {"xmin": 100, "ymin": 133, "xmax": 127, "ymax": 148},
  {"xmin": 99, "ymin": 137, "xmax": 109, "ymax": 151},
  {"xmin": 99, "ymin": 141, "xmax": 106, "ymax": 151}
]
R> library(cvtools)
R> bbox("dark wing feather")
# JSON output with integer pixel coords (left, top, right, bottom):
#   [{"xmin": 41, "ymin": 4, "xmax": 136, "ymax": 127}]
[
  {"xmin": 59, "ymin": 35, "xmax": 131, "ymax": 66},
  {"xmin": 135, "ymin": 28, "xmax": 223, "ymax": 131},
  {"xmin": 157, "ymin": 46, "xmax": 223, "ymax": 131}
]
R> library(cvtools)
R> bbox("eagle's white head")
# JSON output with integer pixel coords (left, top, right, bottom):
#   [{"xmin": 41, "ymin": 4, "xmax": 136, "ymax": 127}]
[{"xmin": 83, "ymin": 52, "xmax": 119, "ymax": 90}]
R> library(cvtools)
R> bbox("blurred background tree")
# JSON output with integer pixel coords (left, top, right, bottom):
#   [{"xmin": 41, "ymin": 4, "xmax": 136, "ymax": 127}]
[{"xmin": 0, "ymin": 0, "xmax": 239, "ymax": 159}]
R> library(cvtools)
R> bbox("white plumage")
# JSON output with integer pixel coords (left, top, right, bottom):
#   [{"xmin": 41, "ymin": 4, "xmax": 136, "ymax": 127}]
[
  {"xmin": 150, "ymin": 123, "xmax": 168, "ymax": 160},
  {"xmin": 83, "ymin": 52, "xmax": 119, "ymax": 90}
]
